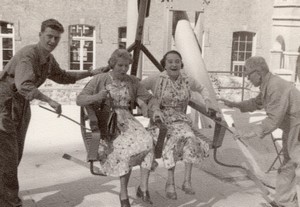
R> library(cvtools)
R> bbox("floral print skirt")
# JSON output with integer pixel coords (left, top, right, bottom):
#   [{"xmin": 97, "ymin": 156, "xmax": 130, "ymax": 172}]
[
  {"xmin": 97, "ymin": 110, "xmax": 154, "ymax": 177},
  {"xmin": 150, "ymin": 121, "xmax": 209, "ymax": 169}
]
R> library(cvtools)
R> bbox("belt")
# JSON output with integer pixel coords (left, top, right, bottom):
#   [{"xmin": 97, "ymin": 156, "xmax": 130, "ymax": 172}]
[
  {"xmin": 113, "ymin": 105, "xmax": 130, "ymax": 110},
  {"xmin": 100, "ymin": 104, "xmax": 130, "ymax": 111},
  {"xmin": 161, "ymin": 105, "xmax": 184, "ymax": 111}
]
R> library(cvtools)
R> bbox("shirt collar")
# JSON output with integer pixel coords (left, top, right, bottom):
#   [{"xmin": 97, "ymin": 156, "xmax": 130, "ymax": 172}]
[
  {"xmin": 260, "ymin": 72, "xmax": 272, "ymax": 92},
  {"xmin": 37, "ymin": 42, "xmax": 51, "ymax": 65},
  {"xmin": 160, "ymin": 70, "xmax": 183, "ymax": 81}
]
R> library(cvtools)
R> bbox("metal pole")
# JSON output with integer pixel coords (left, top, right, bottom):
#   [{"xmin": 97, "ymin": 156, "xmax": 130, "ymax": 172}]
[
  {"xmin": 242, "ymin": 72, "xmax": 245, "ymax": 101},
  {"xmin": 130, "ymin": 0, "xmax": 149, "ymax": 76}
]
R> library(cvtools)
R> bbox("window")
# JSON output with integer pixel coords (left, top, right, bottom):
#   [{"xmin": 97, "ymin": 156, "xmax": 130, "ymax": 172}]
[
  {"xmin": 118, "ymin": 27, "xmax": 127, "ymax": 49},
  {"xmin": 69, "ymin": 24, "xmax": 95, "ymax": 70},
  {"xmin": 231, "ymin": 32, "xmax": 255, "ymax": 76},
  {"xmin": 0, "ymin": 21, "xmax": 14, "ymax": 70}
]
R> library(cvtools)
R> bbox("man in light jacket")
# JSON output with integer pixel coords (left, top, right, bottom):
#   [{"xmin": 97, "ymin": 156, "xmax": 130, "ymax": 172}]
[{"xmin": 220, "ymin": 56, "xmax": 300, "ymax": 207}]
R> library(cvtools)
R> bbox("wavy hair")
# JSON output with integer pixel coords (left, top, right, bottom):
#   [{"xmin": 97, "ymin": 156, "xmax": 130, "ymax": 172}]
[{"xmin": 108, "ymin": 49, "xmax": 133, "ymax": 68}]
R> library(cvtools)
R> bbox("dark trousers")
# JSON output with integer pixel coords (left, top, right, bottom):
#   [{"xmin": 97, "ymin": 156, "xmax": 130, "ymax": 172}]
[{"xmin": 0, "ymin": 83, "xmax": 30, "ymax": 207}]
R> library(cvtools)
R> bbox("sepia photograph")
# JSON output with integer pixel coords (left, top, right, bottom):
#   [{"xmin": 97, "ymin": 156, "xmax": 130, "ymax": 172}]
[{"xmin": 0, "ymin": 0, "xmax": 299, "ymax": 206}]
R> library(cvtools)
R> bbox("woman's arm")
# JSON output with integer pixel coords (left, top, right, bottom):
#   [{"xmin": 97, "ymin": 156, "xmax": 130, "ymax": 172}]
[
  {"xmin": 76, "ymin": 76, "xmax": 107, "ymax": 106},
  {"xmin": 140, "ymin": 74, "xmax": 159, "ymax": 93},
  {"xmin": 189, "ymin": 77, "xmax": 215, "ymax": 111},
  {"xmin": 189, "ymin": 77, "xmax": 210, "ymax": 101},
  {"xmin": 135, "ymin": 78, "xmax": 163, "ymax": 120}
]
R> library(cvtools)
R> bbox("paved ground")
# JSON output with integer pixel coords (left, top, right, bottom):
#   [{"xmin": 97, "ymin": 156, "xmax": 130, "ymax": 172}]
[{"xmin": 18, "ymin": 104, "xmax": 280, "ymax": 207}]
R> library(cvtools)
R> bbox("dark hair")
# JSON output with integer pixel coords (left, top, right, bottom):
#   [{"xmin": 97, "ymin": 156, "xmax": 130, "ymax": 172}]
[
  {"xmin": 108, "ymin": 49, "xmax": 133, "ymax": 68},
  {"xmin": 41, "ymin": 19, "xmax": 64, "ymax": 33},
  {"xmin": 160, "ymin": 50, "xmax": 184, "ymax": 68}
]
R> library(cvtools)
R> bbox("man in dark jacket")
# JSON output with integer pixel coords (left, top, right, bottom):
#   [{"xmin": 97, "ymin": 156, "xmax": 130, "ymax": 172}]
[{"xmin": 0, "ymin": 19, "xmax": 101, "ymax": 207}]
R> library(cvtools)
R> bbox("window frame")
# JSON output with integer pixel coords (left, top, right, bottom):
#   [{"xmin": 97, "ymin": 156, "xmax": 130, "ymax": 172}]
[
  {"xmin": 230, "ymin": 31, "xmax": 256, "ymax": 77},
  {"xmin": 69, "ymin": 24, "xmax": 96, "ymax": 71},
  {"xmin": 0, "ymin": 21, "xmax": 14, "ymax": 71},
  {"xmin": 118, "ymin": 26, "xmax": 127, "ymax": 49}
]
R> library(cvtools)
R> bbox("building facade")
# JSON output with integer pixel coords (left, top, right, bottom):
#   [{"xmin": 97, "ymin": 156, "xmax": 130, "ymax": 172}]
[{"xmin": 0, "ymin": 0, "xmax": 298, "ymax": 103}]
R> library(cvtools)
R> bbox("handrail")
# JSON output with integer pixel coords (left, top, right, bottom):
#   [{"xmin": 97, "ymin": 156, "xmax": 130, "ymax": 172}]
[{"xmin": 208, "ymin": 70, "xmax": 250, "ymax": 101}]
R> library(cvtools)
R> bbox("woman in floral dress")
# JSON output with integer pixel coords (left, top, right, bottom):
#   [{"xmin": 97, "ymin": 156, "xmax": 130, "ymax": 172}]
[
  {"xmin": 76, "ymin": 49, "xmax": 163, "ymax": 207},
  {"xmin": 141, "ymin": 50, "xmax": 213, "ymax": 200}
]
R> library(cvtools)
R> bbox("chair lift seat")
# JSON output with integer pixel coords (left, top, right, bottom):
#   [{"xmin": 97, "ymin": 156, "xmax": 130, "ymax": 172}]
[
  {"xmin": 80, "ymin": 100, "xmax": 224, "ymax": 176},
  {"xmin": 80, "ymin": 105, "xmax": 169, "ymax": 175}
]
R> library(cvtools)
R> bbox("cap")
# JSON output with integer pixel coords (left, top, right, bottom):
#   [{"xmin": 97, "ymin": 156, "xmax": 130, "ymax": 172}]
[{"xmin": 243, "ymin": 56, "xmax": 269, "ymax": 75}]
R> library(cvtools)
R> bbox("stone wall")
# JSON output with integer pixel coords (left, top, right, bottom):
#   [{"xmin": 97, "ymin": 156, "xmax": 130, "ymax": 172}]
[{"xmin": 31, "ymin": 79, "xmax": 90, "ymax": 105}]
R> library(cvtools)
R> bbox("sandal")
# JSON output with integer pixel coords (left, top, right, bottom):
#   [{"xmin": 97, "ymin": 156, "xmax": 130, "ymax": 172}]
[
  {"xmin": 119, "ymin": 194, "xmax": 131, "ymax": 207},
  {"xmin": 136, "ymin": 186, "xmax": 153, "ymax": 205},
  {"xmin": 120, "ymin": 198, "xmax": 131, "ymax": 207},
  {"xmin": 165, "ymin": 183, "xmax": 177, "ymax": 200},
  {"xmin": 182, "ymin": 181, "xmax": 195, "ymax": 195}
]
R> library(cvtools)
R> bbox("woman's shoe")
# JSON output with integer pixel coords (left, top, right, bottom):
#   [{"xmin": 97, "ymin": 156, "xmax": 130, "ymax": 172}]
[
  {"xmin": 165, "ymin": 183, "xmax": 177, "ymax": 200},
  {"xmin": 150, "ymin": 160, "xmax": 159, "ymax": 171},
  {"xmin": 136, "ymin": 186, "xmax": 153, "ymax": 205},
  {"xmin": 120, "ymin": 198, "xmax": 131, "ymax": 207},
  {"xmin": 182, "ymin": 181, "xmax": 195, "ymax": 195},
  {"xmin": 269, "ymin": 201, "xmax": 284, "ymax": 207}
]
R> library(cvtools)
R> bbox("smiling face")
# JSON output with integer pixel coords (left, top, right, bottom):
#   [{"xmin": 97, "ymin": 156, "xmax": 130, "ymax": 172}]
[
  {"xmin": 164, "ymin": 53, "xmax": 182, "ymax": 80},
  {"xmin": 111, "ymin": 57, "xmax": 130, "ymax": 80},
  {"xmin": 39, "ymin": 27, "xmax": 61, "ymax": 53}
]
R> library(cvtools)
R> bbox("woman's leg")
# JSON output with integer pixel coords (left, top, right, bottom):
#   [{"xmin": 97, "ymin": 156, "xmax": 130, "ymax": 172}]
[
  {"xmin": 120, "ymin": 170, "xmax": 132, "ymax": 200},
  {"xmin": 167, "ymin": 167, "xmax": 175, "ymax": 186},
  {"xmin": 165, "ymin": 166, "xmax": 177, "ymax": 199},
  {"xmin": 140, "ymin": 167, "xmax": 150, "ymax": 191},
  {"xmin": 182, "ymin": 162, "xmax": 195, "ymax": 194},
  {"xmin": 184, "ymin": 162, "xmax": 192, "ymax": 183},
  {"xmin": 137, "ymin": 167, "xmax": 153, "ymax": 204}
]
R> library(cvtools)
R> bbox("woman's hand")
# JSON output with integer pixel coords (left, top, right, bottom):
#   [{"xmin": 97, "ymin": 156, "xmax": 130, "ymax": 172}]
[
  {"xmin": 204, "ymin": 99, "xmax": 214, "ymax": 113},
  {"xmin": 152, "ymin": 110, "xmax": 164, "ymax": 123},
  {"xmin": 137, "ymin": 99, "xmax": 149, "ymax": 117},
  {"xmin": 96, "ymin": 90, "xmax": 108, "ymax": 101}
]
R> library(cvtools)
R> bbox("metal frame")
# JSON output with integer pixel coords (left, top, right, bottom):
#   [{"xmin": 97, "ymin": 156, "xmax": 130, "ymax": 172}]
[
  {"xmin": 127, "ymin": 0, "xmax": 164, "ymax": 76},
  {"xmin": 266, "ymin": 133, "xmax": 283, "ymax": 173}
]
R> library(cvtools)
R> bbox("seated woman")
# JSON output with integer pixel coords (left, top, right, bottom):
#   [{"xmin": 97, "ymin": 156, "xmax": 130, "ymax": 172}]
[
  {"xmin": 76, "ymin": 49, "xmax": 163, "ymax": 207},
  {"xmin": 141, "ymin": 50, "xmax": 213, "ymax": 200}
]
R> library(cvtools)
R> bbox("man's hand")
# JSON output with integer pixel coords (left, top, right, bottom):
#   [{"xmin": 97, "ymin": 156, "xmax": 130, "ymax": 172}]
[
  {"xmin": 89, "ymin": 66, "xmax": 110, "ymax": 76},
  {"xmin": 218, "ymin": 98, "xmax": 236, "ymax": 108},
  {"xmin": 233, "ymin": 129, "xmax": 257, "ymax": 141},
  {"xmin": 48, "ymin": 100, "xmax": 62, "ymax": 116}
]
